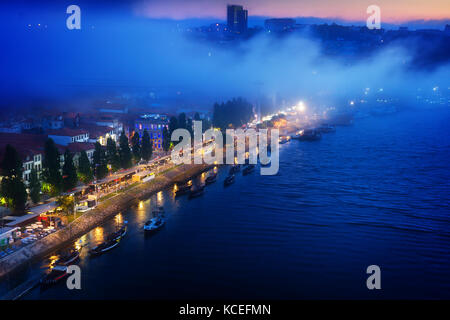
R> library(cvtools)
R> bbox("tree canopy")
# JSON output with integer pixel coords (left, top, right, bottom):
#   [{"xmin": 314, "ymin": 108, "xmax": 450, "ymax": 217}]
[
  {"xmin": 141, "ymin": 130, "xmax": 153, "ymax": 161},
  {"xmin": 62, "ymin": 149, "xmax": 78, "ymax": 192},
  {"xmin": 119, "ymin": 132, "xmax": 132, "ymax": 169},
  {"xmin": 213, "ymin": 98, "xmax": 254, "ymax": 129},
  {"xmin": 42, "ymin": 138, "xmax": 62, "ymax": 196},
  {"xmin": 93, "ymin": 142, "xmax": 108, "ymax": 180},
  {"xmin": 77, "ymin": 150, "xmax": 93, "ymax": 184}
]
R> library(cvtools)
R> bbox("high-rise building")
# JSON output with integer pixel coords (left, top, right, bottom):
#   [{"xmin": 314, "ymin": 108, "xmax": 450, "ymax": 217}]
[{"xmin": 227, "ymin": 5, "xmax": 248, "ymax": 34}]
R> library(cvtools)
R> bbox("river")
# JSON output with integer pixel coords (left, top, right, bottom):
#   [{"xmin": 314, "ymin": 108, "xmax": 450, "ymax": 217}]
[{"xmin": 3, "ymin": 107, "xmax": 450, "ymax": 299}]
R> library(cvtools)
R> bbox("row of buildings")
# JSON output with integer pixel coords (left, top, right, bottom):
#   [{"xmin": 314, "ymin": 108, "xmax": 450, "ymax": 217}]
[{"xmin": 0, "ymin": 107, "xmax": 171, "ymax": 187}]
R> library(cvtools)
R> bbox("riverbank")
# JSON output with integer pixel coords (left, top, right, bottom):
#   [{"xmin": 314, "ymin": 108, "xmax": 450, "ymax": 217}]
[{"xmin": 0, "ymin": 163, "xmax": 212, "ymax": 282}]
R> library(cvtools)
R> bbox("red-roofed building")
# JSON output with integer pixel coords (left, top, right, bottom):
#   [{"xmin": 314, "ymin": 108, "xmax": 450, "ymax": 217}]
[
  {"xmin": 48, "ymin": 128, "xmax": 89, "ymax": 146},
  {"xmin": 0, "ymin": 133, "xmax": 47, "ymax": 184},
  {"xmin": 57, "ymin": 142, "xmax": 95, "ymax": 166},
  {"xmin": 82, "ymin": 124, "xmax": 116, "ymax": 146}
]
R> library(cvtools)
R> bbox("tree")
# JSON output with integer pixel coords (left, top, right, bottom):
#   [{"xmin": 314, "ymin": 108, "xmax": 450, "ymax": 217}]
[
  {"xmin": 42, "ymin": 138, "xmax": 62, "ymax": 195},
  {"xmin": 62, "ymin": 149, "xmax": 78, "ymax": 192},
  {"xmin": 0, "ymin": 145, "xmax": 27, "ymax": 212},
  {"xmin": 168, "ymin": 116, "xmax": 178, "ymax": 136},
  {"xmin": 119, "ymin": 132, "xmax": 132, "ymax": 169},
  {"xmin": 1, "ymin": 178, "xmax": 27, "ymax": 212},
  {"xmin": 57, "ymin": 195, "xmax": 75, "ymax": 216},
  {"xmin": 141, "ymin": 130, "xmax": 153, "ymax": 161},
  {"xmin": 131, "ymin": 132, "xmax": 141, "ymax": 163},
  {"xmin": 0, "ymin": 144, "xmax": 22, "ymax": 178},
  {"xmin": 92, "ymin": 142, "xmax": 108, "ymax": 180},
  {"xmin": 29, "ymin": 167, "xmax": 41, "ymax": 204},
  {"xmin": 213, "ymin": 98, "xmax": 253, "ymax": 129},
  {"xmin": 178, "ymin": 113, "xmax": 187, "ymax": 130},
  {"xmin": 106, "ymin": 138, "xmax": 120, "ymax": 172},
  {"xmin": 162, "ymin": 126, "xmax": 171, "ymax": 152},
  {"xmin": 187, "ymin": 118, "xmax": 193, "ymax": 138},
  {"xmin": 77, "ymin": 150, "xmax": 93, "ymax": 184}
]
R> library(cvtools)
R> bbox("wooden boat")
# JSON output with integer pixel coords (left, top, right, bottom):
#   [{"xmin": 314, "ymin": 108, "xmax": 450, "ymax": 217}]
[
  {"xmin": 175, "ymin": 184, "xmax": 191, "ymax": 196},
  {"xmin": 144, "ymin": 216, "xmax": 166, "ymax": 233},
  {"xmin": 40, "ymin": 265, "xmax": 69, "ymax": 287},
  {"xmin": 205, "ymin": 172, "xmax": 217, "ymax": 185},
  {"xmin": 229, "ymin": 164, "xmax": 241, "ymax": 175},
  {"xmin": 224, "ymin": 174, "xmax": 235, "ymax": 186},
  {"xmin": 53, "ymin": 248, "xmax": 80, "ymax": 266},
  {"xmin": 296, "ymin": 129, "xmax": 322, "ymax": 141},
  {"xmin": 243, "ymin": 164, "xmax": 255, "ymax": 175},
  {"xmin": 89, "ymin": 237, "xmax": 121, "ymax": 256},
  {"xmin": 189, "ymin": 185, "xmax": 205, "ymax": 199}
]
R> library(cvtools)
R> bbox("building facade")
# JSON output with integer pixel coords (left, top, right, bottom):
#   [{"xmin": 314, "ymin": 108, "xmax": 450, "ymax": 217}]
[
  {"xmin": 134, "ymin": 115, "xmax": 169, "ymax": 150},
  {"xmin": 227, "ymin": 5, "xmax": 248, "ymax": 34}
]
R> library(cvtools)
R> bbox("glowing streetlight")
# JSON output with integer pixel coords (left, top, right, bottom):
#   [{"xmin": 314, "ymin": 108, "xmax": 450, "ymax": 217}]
[{"xmin": 297, "ymin": 101, "xmax": 306, "ymax": 113}]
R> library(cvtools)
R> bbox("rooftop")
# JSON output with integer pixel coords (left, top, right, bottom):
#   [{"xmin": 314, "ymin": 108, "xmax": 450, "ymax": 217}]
[{"xmin": 47, "ymin": 128, "xmax": 89, "ymax": 137}]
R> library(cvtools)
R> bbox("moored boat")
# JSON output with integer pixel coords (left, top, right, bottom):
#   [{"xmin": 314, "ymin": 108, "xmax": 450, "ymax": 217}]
[
  {"xmin": 109, "ymin": 225, "xmax": 127, "ymax": 242},
  {"xmin": 279, "ymin": 136, "xmax": 290, "ymax": 144},
  {"xmin": 229, "ymin": 164, "xmax": 241, "ymax": 175},
  {"xmin": 40, "ymin": 265, "xmax": 69, "ymax": 287},
  {"xmin": 296, "ymin": 129, "xmax": 322, "ymax": 141},
  {"xmin": 89, "ymin": 237, "xmax": 121, "ymax": 256},
  {"xmin": 53, "ymin": 248, "xmax": 80, "ymax": 266},
  {"xmin": 205, "ymin": 172, "xmax": 217, "ymax": 185},
  {"xmin": 175, "ymin": 184, "xmax": 191, "ymax": 196},
  {"xmin": 189, "ymin": 185, "xmax": 205, "ymax": 199},
  {"xmin": 317, "ymin": 124, "xmax": 336, "ymax": 133},
  {"xmin": 224, "ymin": 174, "xmax": 235, "ymax": 186},
  {"xmin": 144, "ymin": 216, "xmax": 166, "ymax": 233},
  {"xmin": 243, "ymin": 164, "xmax": 255, "ymax": 175}
]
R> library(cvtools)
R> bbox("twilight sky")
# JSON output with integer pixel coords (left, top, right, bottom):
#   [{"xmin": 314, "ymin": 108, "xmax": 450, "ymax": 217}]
[{"xmin": 133, "ymin": 0, "xmax": 450, "ymax": 22}]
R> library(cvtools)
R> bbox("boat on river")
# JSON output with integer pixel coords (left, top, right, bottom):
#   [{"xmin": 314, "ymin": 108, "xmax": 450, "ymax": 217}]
[
  {"xmin": 205, "ymin": 172, "xmax": 217, "ymax": 185},
  {"xmin": 175, "ymin": 184, "xmax": 191, "ymax": 196},
  {"xmin": 229, "ymin": 164, "xmax": 241, "ymax": 175},
  {"xmin": 189, "ymin": 185, "xmax": 205, "ymax": 199},
  {"xmin": 293, "ymin": 129, "xmax": 322, "ymax": 141},
  {"xmin": 224, "ymin": 174, "xmax": 235, "ymax": 186},
  {"xmin": 53, "ymin": 248, "xmax": 80, "ymax": 266},
  {"xmin": 40, "ymin": 265, "xmax": 69, "ymax": 288},
  {"xmin": 89, "ymin": 237, "xmax": 121, "ymax": 256},
  {"xmin": 144, "ymin": 216, "xmax": 166, "ymax": 233},
  {"xmin": 317, "ymin": 124, "xmax": 336, "ymax": 133},
  {"xmin": 243, "ymin": 164, "xmax": 255, "ymax": 175}
]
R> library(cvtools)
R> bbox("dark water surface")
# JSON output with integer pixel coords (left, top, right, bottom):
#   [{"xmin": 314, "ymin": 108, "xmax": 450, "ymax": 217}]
[{"xmin": 6, "ymin": 108, "xmax": 450, "ymax": 299}]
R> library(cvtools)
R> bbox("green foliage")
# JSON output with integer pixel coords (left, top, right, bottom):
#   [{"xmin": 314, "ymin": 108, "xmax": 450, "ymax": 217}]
[
  {"xmin": 93, "ymin": 142, "xmax": 108, "ymax": 180},
  {"xmin": 77, "ymin": 150, "xmax": 93, "ymax": 184},
  {"xmin": 106, "ymin": 138, "xmax": 120, "ymax": 172},
  {"xmin": 0, "ymin": 145, "xmax": 27, "ymax": 211},
  {"xmin": 141, "ymin": 130, "xmax": 153, "ymax": 161},
  {"xmin": 0, "ymin": 177, "xmax": 27, "ymax": 212},
  {"xmin": 213, "ymin": 97, "xmax": 254, "ymax": 129},
  {"xmin": 0, "ymin": 144, "xmax": 22, "ymax": 178},
  {"xmin": 57, "ymin": 195, "xmax": 75, "ymax": 216},
  {"xmin": 168, "ymin": 116, "xmax": 178, "ymax": 136},
  {"xmin": 62, "ymin": 149, "xmax": 78, "ymax": 192},
  {"xmin": 162, "ymin": 126, "xmax": 170, "ymax": 152},
  {"xmin": 119, "ymin": 132, "xmax": 132, "ymax": 169},
  {"xmin": 29, "ymin": 167, "xmax": 41, "ymax": 204},
  {"xmin": 131, "ymin": 132, "xmax": 141, "ymax": 162},
  {"xmin": 42, "ymin": 138, "xmax": 62, "ymax": 196}
]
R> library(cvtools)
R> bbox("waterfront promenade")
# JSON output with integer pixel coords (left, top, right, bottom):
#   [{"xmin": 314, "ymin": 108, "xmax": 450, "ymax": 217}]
[{"xmin": 0, "ymin": 162, "xmax": 211, "ymax": 282}]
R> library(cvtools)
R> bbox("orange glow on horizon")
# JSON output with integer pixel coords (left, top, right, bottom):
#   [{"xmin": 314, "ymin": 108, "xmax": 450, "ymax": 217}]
[{"xmin": 135, "ymin": 0, "xmax": 450, "ymax": 23}]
